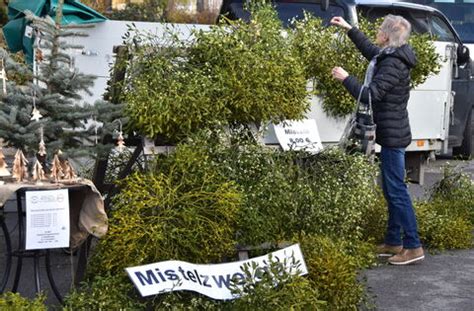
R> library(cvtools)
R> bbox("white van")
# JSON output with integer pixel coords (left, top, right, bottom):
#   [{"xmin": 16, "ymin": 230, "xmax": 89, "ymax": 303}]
[{"xmin": 403, "ymin": 0, "xmax": 474, "ymax": 157}]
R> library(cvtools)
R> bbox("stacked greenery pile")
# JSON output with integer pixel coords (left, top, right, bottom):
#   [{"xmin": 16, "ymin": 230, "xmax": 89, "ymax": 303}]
[
  {"xmin": 121, "ymin": 4, "xmax": 440, "ymax": 142},
  {"xmin": 122, "ymin": 5, "xmax": 308, "ymax": 141},
  {"xmin": 61, "ymin": 144, "xmax": 473, "ymax": 310},
  {"xmin": 7, "ymin": 3, "xmax": 470, "ymax": 310},
  {"xmin": 65, "ymin": 129, "xmax": 379, "ymax": 310},
  {"xmin": 13, "ymin": 154, "xmax": 474, "ymax": 310}
]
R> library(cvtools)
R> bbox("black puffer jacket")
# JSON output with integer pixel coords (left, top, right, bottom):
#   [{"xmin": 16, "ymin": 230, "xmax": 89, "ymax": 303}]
[{"xmin": 342, "ymin": 27, "xmax": 417, "ymax": 148}]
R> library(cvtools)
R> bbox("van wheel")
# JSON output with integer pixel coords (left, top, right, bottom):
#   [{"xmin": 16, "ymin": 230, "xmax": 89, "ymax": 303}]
[{"xmin": 453, "ymin": 108, "xmax": 473, "ymax": 159}]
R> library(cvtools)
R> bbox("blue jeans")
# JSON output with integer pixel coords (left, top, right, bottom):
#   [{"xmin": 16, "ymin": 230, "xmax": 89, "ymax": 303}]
[{"xmin": 380, "ymin": 147, "xmax": 421, "ymax": 249}]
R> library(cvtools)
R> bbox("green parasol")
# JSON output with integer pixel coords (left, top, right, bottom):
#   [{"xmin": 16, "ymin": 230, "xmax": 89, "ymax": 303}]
[{"xmin": 3, "ymin": 0, "xmax": 107, "ymax": 63}]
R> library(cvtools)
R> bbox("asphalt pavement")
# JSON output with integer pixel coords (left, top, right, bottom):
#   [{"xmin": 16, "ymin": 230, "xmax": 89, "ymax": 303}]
[
  {"xmin": 1, "ymin": 158, "xmax": 473, "ymax": 310},
  {"xmin": 364, "ymin": 249, "xmax": 474, "ymax": 310},
  {"xmin": 363, "ymin": 158, "xmax": 474, "ymax": 311}
]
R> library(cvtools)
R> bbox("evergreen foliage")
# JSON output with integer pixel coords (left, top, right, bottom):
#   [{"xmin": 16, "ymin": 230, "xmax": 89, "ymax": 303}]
[
  {"xmin": 0, "ymin": 292, "xmax": 46, "ymax": 311},
  {"xmin": 106, "ymin": 0, "xmax": 167, "ymax": 22},
  {"xmin": 188, "ymin": 4, "xmax": 308, "ymax": 126},
  {"xmin": 80, "ymin": 127, "xmax": 381, "ymax": 310},
  {"xmin": 292, "ymin": 13, "xmax": 441, "ymax": 117},
  {"xmin": 119, "ymin": 4, "xmax": 440, "ymax": 140},
  {"xmin": 0, "ymin": 48, "xmax": 40, "ymax": 152},
  {"xmin": 88, "ymin": 159, "xmax": 241, "ymax": 276},
  {"xmin": 415, "ymin": 164, "xmax": 474, "ymax": 250},
  {"xmin": 123, "ymin": 5, "xmax": 308, "ymax": 141},
  {"xmin": 225, "ymin": 257, "xmax": 326, "ymax": 310},
  {"xmin": 134, "ymin": 128, "xmax": 379, "ymax": 246},
  {"xmin": 429, "ymin": 165, "xmax": 474, "ymax": 222},
  {"xmin": 63, "ymin": 274, "xmax": 146, "ymax": 311},
  {"xmin": 359, "ymin": 190, "xmax": 388, "ymax": 243},
  {"xmin": 416, "ymin": 201, "xmax": 473, "ymax": 250},
  {"xmin": 75, "ymin": 128, "xmax": 473, "ymax": 309},
  {"xmin": 297, "ymin": 234, "xmax": 375, "ymax": 309},
  {"xmin": 0, "ymin": 13, "xmax": 118, "ymax": 158}
]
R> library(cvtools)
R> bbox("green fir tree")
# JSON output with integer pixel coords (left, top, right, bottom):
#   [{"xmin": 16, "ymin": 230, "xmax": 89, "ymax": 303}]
[{"xmin": 0, "ymin": 6, "xmax": 119, "ymax": 159}]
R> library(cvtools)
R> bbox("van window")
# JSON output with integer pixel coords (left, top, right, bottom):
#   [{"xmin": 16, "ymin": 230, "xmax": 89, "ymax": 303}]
[
  {"xmin": 430, "ymin": 14, "xmax": 456, "ymax": 41},
  {"xmin": 222, "ymin": 1, "xmax": 345, "ymax": 27},
  {"xmin": 357, "ymin": 6, "xmax": 456, "ymax": 42},
  {"xmin": 357, "ymin": 6, "xmax": 431, "ymax": 33},
  {"xmin": 272, "ymin": 2, "xmax": 345, "ymax": 26},
  {"xmin": 405, "ymin": 0, "xmax": 474, "ymax": 43}
]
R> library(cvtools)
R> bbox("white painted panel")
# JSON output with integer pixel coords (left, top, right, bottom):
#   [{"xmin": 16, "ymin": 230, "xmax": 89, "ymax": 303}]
[
  {"xmin": 415, "ymin": 42, "xmax": 454, "ymax": 91},
  {"xmin": 67, "ymin": 20, "xmax": 210, "ymax": 103},
  {"xmin": 408, "ymin": 90, "xmax": 448, "ymax": 139}
]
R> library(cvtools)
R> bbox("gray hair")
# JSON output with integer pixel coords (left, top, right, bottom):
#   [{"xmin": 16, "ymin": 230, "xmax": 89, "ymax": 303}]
[{"xmin": 380, "ymin": 15, "xmax": 412, "ymax": 47}]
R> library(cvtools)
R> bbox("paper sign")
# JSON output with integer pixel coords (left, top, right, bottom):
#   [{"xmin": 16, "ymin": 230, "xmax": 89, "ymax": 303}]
[
  {"xmin": 126, "ymin": 244, "xmax": 307, "ymax": 300},
  {"xmin": 25, "ymin": 189, "xmax": 70, "ymax": 250},
  {"xmin": 274, "ymin": 119, "xmax": 323, "ymax": 153},
  {"xmin": 24, "ymin": 26, "xmax": 33, "ymax": 39}
]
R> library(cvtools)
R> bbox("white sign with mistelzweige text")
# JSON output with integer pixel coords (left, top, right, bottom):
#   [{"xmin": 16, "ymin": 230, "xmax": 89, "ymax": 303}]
[{"xmin": 126, "ymin": 244, "xmax": 307, "ymax": 300}]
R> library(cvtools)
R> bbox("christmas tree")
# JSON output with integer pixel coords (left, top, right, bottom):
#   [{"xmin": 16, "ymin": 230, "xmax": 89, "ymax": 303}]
[
  {"xmin": 0, "ymin": 48, "xmax": 40, "ymax": 152},
  {"xmin": 0, "ymin": 2, "xmax": 119, "ymax": 158}
]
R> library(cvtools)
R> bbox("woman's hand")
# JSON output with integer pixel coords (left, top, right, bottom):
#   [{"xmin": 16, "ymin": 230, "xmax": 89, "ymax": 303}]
[
  {"xmin": 331, "ymin": 67, "xmax": 349, "ymax": 82},
  {"xmin": 330, "ymin": 16, "xmax": 352, "ymax": 31}
]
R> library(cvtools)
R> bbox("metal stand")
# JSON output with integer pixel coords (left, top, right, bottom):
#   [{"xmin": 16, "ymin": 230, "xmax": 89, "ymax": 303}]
[
  {"xmin": 74, "ymin": 235, "xmax": 92, "ymax": 287},
  {"xmin": 93, "ymin": 137, "xmax": 144, "ymax": 211},
  {"xmin": 0, "ymin": 209, "xmax": 12, "ymax": 293}
]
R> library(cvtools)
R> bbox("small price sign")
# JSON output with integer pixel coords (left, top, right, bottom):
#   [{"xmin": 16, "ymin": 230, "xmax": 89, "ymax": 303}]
[{"xmin": 274, "ymin": 119, "xmax": 323, "ymax": 153}]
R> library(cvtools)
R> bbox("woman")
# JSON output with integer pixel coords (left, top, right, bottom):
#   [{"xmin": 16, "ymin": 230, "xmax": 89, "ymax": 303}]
[{"xmin": 330, "ymin": 15, "xmax": 424, "ymax": 265}]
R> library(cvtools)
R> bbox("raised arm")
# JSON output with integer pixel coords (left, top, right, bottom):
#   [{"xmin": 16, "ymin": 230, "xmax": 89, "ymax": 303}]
[
  {"xmin": 330, "ymin": 16, "xmax": 381, "ymax": 61},
  {"xmin": 347, "ymin": 28, "xmax": 381, "ymax": 61}
]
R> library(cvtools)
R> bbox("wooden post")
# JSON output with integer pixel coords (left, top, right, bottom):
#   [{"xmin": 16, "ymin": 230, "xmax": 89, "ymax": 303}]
[{"xmin": 55, "ymin": 0, "xmax": 64, "ymax": 26}]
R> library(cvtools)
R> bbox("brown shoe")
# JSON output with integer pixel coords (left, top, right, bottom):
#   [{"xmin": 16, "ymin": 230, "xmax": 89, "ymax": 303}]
[
  {"xmin": 388, "ymin": 247, "xmax": 424, "ymax": 265},
  {"xmin": 376, "ymin": 244, "xmax": 403, "ymax": 257}
]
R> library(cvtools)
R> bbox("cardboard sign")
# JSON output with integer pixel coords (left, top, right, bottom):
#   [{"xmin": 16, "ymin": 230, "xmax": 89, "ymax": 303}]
[
  {"xmin": 274, "ymin": 119, "xmax": 323, "ymax": 153},
  {"xmin": 25, "ymin": 189, "xmax": 70, "ymax": 250},
  {"xmin": 126, "ymin": 244, "xmax": 307, "ymax": 300}
]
